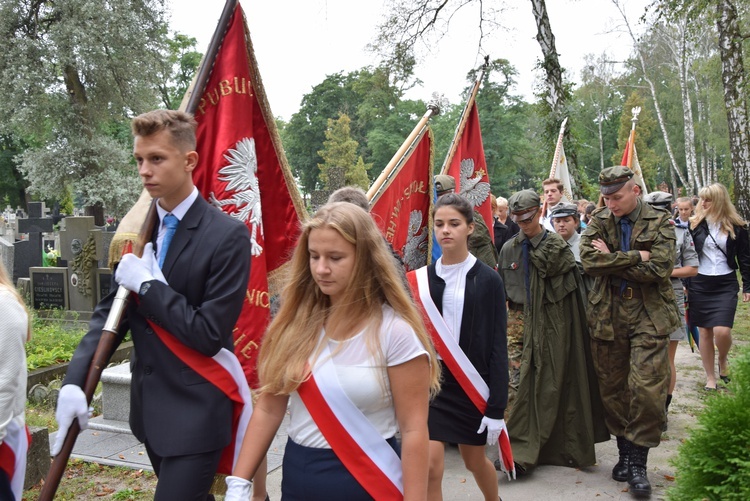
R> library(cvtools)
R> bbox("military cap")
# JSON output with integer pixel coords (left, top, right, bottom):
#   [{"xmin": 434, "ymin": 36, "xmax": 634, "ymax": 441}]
[
  {"xmin": 549, "ymin": 202, "xmax": 579, "ymax": 219},
  {"xmin": 434, "ymin": 174, "xmax": 456, "ymax": 195},
  {"xmin": 643, "ymin": 191, "xmax": 673, "ymax": 208},
  {"xmin": 598, "ymin": 166, "xmax": 634, "ymax": 195},
  {"xmin": 508, "ymin": 189, "xmax": 541, "ymax": 223}
]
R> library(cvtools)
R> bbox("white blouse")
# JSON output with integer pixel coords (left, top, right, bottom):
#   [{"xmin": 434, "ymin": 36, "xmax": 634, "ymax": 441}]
[
  {"xmin": 699, "ymin": 221, "xmax": 733, "ymax": 276},
  {"xmin": 287, "ymin": 305, "xmax": 428, "ymax": 448},
  {"xmin": 435, "ymin": 254, "xmax": 477, "ymax": 344}
]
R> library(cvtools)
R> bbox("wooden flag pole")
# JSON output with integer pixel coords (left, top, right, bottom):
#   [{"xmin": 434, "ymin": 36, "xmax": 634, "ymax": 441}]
[
  {"xmin": 367, "ymin": 102, "xmax": 440, "ymax": 202},
  {"xmin": 440, "ymin": 56, "xmax": 489, "ymax": 174}
]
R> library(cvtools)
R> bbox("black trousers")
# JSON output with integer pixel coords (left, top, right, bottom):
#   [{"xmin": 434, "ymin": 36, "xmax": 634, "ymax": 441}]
[
  {"xmin": 0, "ymin": 469, "xmax": 15, "ymax": 501},
  {"xmin": 145, "ymin": 442, "xmax": 223, "ymax": 501}
]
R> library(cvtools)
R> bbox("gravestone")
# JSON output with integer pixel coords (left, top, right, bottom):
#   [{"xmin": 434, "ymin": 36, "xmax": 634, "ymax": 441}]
[
  {"xmin": 98, "ymin": 230, "xmax": 115, "ymax": 269},
  {"xmin": 59, "ymin": 217, "xmax": 103, "ymax": 312},
  {"xmin": 0, "ymin": 236, "xmax": 13, "ymax": 277},
  {"xmin": 12, "ymin": 240, "xmax": 32, "ymax": 283},
  {"xmin": 96, "ymin": 268, "xmax": 114, "ymax": 303},
  {"xmin": 16, "ymin": 202, "xmax": 54, "ymax": 278},
  {"xmin": 29, "ymin": 267, "xmax": 69, "ymax": 310}
]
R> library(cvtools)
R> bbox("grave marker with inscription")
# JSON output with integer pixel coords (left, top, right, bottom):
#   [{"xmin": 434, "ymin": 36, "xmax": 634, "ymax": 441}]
[{"xmin": 30, "ymin": 267, "xmax": 69, "ymax": 310}]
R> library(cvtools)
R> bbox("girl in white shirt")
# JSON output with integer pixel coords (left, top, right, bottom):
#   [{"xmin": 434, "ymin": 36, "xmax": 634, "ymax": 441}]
[
  {"xmin": 0, "ymin": 261, "xmax": 30, "ymax": 500},
  {"xmin": 226, "ymin": 202, "xmax": 440, "ymax": 500}
]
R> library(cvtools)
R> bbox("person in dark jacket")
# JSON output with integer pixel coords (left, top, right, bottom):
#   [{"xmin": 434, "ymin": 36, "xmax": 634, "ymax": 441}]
[{"xmin": 688, "ymin": 183, "xmax": 750, "ymax": 390}]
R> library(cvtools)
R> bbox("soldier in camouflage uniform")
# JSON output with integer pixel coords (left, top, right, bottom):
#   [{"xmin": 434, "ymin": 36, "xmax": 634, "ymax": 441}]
[{"xmin": 580, "ymin": 166, "xmax": 681, "ymax": 498}]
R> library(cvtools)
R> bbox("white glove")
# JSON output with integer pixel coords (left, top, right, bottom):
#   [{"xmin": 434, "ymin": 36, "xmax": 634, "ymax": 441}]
[
  {"xmin": 477, "ymin": 416, "xmax": 507, "ymax": 446},
  {"xmin": 52, "ymin": 385, "xmax": 92, "ymax": 456},
  {"xmin": 224, "ymin": 475, "xmax": 253, "ymax": 501},
  {"xmin": 115, "ymin": 242, "xmax": 157, "ymax": 292}
]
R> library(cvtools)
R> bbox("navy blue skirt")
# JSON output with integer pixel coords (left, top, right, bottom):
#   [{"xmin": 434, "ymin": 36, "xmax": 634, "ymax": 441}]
[
  {"xmin": 688, "ymin": 272, "xmax": 739, "ymax": 328},
  {"xmin": 281, "ymin": 436, "xmax": 401, "ymax": 500}
]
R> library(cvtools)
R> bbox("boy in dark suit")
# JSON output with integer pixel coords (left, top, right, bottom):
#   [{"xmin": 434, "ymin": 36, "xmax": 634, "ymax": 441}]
[{"xmin": 54, "ymin": 110, "xmax": 252, "ymax": 500}]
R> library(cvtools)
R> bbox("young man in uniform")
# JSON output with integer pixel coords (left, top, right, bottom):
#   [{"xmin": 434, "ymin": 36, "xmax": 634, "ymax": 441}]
[
  {"xmin": 580, "ymin": 166, "xmax": 681, "ymax": 498},
  {"xmin": 541, "ymin": 178, "xmax": 564, "ymax": 232},
  {"xmin": 54, "ymin": 110, "xmax": 252, "ymax": 500}
]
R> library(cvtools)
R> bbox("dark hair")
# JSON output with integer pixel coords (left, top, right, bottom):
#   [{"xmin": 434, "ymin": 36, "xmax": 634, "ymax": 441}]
[{"xmin": 433, "ymin": 193, "xmax": 474, "ymax": 223}]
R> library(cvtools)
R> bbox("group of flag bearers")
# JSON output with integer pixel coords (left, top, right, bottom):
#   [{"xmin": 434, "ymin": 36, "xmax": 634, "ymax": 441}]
[{"xmin": 25, "ymin": 1, "xmax": 686, "ymax": 501}]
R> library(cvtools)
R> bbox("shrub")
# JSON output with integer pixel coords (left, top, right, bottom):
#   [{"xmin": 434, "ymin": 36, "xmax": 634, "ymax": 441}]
[{"xmin": 668, "ymin": 346, "xmax": 750, "ymax": 500}]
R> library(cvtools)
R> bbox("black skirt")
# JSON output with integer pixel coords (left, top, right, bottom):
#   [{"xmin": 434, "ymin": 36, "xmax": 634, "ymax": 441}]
[
  {"xmin": 428, "ymin": 361, "xmax": 487, "ymax": 446},
  {"xmin": 688, "ymin": 272, "xmax": 739, "ymax": 328}
]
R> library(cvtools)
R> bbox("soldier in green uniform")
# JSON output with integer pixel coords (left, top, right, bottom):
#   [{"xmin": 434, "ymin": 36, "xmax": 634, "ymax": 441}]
[
  {"xmin": 580, "ymin": 167, "xmax": 681, "ymax": 498},
  {"xmin": 434, "ymin": 174, "xmax": 497, "ymax": 268},
  {"xmin": 498, "ymin": 190, "xmax": 607, "ymax": 474}
]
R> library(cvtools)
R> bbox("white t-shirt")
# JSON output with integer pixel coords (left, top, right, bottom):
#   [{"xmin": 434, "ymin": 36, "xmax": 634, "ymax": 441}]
[
  {"xmin": 287, "ymin": 305, "xmax": 429, "ymax": 448},
  {"xmin": 0, "ymin": 287, "xmax": 28, "ymax": 442}
]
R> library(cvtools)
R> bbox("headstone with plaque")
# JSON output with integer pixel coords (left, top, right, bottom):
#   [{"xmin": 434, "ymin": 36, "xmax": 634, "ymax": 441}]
[
  {"xmin": 29, "ymin": 267, "xmax": 69, "ymax": 310},
  {"xmin": 59, "ymin": 217, "xmax": 103, "ymax": 312},
  {"xmin": 96, "ymin": 268, "xmax": 114, "ymax": 303}
]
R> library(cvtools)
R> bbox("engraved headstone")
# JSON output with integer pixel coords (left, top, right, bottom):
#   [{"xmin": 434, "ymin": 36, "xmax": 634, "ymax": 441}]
[
  {"xmin": 16, "ymin": 202, "xmax": 54, "ymax": 275},
  {"xmin": 59, "ymin": 217, "xmax": 102, "ymax": 312},
  {"xmin": 29, "ymin": 267, "xmax": 69, "ymax": 310}
]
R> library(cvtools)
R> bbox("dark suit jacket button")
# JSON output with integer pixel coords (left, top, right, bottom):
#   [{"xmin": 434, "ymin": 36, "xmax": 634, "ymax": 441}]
[
  {"xmin": 145, "ymin": 327, "xmax": 153, "ymax": 335},
  {"xmin": 145, "ymin": 366, "xmax": 152, "ymax": 375}
]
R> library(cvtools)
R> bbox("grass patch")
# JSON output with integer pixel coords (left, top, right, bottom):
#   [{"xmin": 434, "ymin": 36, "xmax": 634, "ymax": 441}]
[{"xmin": 26, "ymin": 310, "xmax": 86, "ymax": 371}]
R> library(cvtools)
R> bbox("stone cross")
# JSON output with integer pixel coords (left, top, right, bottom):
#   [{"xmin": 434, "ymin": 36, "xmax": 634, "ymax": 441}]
[{"xmin": 14, "ymin": 202, "xmax": 53, "ymax": 280}]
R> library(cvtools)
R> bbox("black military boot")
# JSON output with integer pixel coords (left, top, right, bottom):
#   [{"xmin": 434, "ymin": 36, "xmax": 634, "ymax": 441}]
[
  {"xmin": 628, "ymin": 444, "xmax": 652, "ymax": 498},
  {"xmin": 612, "ymin": 436, "xmax": 631, "ymax": 482}
]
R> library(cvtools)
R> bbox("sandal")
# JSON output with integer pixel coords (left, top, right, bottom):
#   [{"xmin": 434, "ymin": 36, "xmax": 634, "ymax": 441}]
[
  {"xmin": 703, "ymin": 386, "xmax": 717, "ymax": 392},
  {"xmin": 720, "ymin": 374, "xmax": 731, "ymax": 384}
]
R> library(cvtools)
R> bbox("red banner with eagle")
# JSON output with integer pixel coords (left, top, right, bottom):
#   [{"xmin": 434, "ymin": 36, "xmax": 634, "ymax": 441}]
[
  {"xmin": 369, "ymin": 127, "xmax": 433, "ymax": 271},
  {"xmin": 191, "ymin": 3, "xmax": 305, "ymax": 388},
  {"xmin": 442, "ymin": 103, "xmax": 493, "ymax": 238}
]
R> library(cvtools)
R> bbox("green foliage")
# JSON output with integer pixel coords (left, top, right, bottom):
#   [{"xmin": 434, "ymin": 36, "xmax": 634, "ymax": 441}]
[
  {"xmin": 157, "ymin": 32, "xmax": 202, "ymax": 110},
  {"xmin": 0, "ymin": 0, "xmax": 168, "ymax": 217},
  {"xmin": 668, "ymin": 346, "xmax": 750, "ymax": 500},
  {"xmin": 318, "ymin": 114, "xmax": 370, "ymax": 190},
  {"xmin": 612, "ymin": 92, "xmax": 659, "ymax": 186},
  {"xmin": 0, "ymin": 134, "xmax": 28, "ymax": 208},
  {"xmin": 26, "ymin": 311, "xmax": 86, "ymax": 371}
]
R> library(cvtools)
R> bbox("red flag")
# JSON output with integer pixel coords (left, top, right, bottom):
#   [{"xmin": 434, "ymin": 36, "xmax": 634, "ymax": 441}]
[
  {"xmin": 444, "ymin": 104, "xmax": 493, "ymax": 238},
  {"xmin": 620, "ymin": 129, "xmax": 634, "ymax": 168},
  {"xmin": 192, "ymin": 4, "xmax": 304, "ymax": 388},
  {"xmin": 370, "ymin": 128, "xmax": 433, "ymax": 271}
]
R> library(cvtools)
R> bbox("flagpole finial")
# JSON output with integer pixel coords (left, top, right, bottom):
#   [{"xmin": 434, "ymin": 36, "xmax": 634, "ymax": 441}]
[
  {"xmin": 631, "ymin": 106, "xmax": 641, "ymax": 124},
  {"xmin": 483, "ymin": 55, "xmax": 490, "ymax": 69},
  {"xmin": 429, "ymin": 93, "xmax": 447, "ymax": 116}
]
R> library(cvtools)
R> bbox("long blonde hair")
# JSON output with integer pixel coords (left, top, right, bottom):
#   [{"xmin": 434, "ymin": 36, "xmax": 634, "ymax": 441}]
[
  {"xmin": 691, "ymin": 183, "xmax": 746, "ymax": 239},
  {"xmin": 0, "ymin": 261, "xmax": 31, "ymax": 341},
  {"xmin": 258, "ymin": 202, "xmax": 440, "ymax": 395}
]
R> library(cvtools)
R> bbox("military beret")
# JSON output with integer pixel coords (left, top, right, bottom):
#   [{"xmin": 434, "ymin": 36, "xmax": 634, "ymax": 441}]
[
  {"xmin": 549, "ymin": 202, "xmax": 579, "ymax": 219},
  {"xmin": 643, "ymin": 191, "xmax": 673, "ymax": 208},
  {"xmin": 434, "ymin": 174, "xmax": 456, "ymax": 195},
  {"xmin": 508, "ymin": 189, "xmax": 541, "ymax": 222},
  {"xmin": 599, "ymin": 166, "xmax": 635, "ymax": 195}
]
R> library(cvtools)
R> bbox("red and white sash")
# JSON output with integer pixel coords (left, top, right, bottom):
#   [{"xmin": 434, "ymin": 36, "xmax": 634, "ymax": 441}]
[
  {"xmin": 146, "ymin": 318, "xmax": 253, "ymax": 475},
  {"xmin": 0, "ymin": 417, "xmax": 30, "ymax": 500},
  {"xmin": 407, "ymin": 267, "xmax": 489, "ymax": 413},
  {"xmin": 297, "ymin": 339, "xmax": 404, "ymax": 499}
]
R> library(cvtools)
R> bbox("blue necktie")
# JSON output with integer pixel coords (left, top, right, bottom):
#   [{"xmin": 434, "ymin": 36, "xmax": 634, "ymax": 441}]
[
  {"xmin": 159, "ymin": 214, "xmax": 179, "ymax": 269},
  {"xmin": 620, "ymin": 217, "xmax": 632, "ymax": 295},
  {"xmin": 522, "ymin": 238, "xmax": 531, "ymax": 303}
]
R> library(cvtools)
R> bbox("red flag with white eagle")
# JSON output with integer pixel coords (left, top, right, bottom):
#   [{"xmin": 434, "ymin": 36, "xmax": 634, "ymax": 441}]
[
  {"xmin": 191, "ymin": 2, "xmax": 306, "ymax": 388},
  {"xmin": 442, "ymin": 102, "xmax": 493, "ymax": 238},
  {"xmin": 369, "ymin": 126, "xmax": 433, "ymax": 271}
]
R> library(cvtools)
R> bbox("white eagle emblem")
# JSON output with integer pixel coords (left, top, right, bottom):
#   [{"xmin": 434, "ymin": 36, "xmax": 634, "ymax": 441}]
[
  {"xmin": 459, "ymin": 158, "xmax": 491, "ymax": 208},
  {"xmin": 401, "ymin": 210, "xmax": 428, "ymax": 271},
  {"xmin": 209, "ymin": 137, "xmax": 264, "ymax": 256}
]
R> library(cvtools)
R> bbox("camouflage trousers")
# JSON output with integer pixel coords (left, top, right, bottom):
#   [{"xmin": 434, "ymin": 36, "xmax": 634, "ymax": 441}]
[
  {"xmin": 506, "ymin": 308, "xmax": 524, "ymax": 421},
  {"xmin": 590, "ymin": 296, "xmax": 670, "ymax": 448}
]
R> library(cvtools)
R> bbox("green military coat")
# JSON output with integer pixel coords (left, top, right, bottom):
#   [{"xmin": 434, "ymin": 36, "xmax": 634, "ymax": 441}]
[{"xmin": 506, "ymin": 231, "xmax": 609, "ymax": 469}]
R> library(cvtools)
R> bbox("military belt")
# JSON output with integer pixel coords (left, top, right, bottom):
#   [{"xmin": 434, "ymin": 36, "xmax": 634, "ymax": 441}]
[{"xmin": 611, "ymin": 284, "xmax": 643, "ymax": 300}]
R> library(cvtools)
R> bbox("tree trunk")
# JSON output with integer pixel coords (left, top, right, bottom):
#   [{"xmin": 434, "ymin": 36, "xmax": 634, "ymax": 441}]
[
  {"xmin": 530, "ymin": 0, "xmax": 583, "ymax": 196},
  {"xmin": 613, "ymin": 0, "xmax": 690, "ymax": 189},
  {"xmin": 675, "ymin": 21, "xmax": 698, "ymax": 194},
  {"xmin": 597, "ymin": 113, "xmax": 605, "ymax": 171},
  {"xmin": 716, "ymin": 0, "xmax": 750, "ymax": 218}
]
